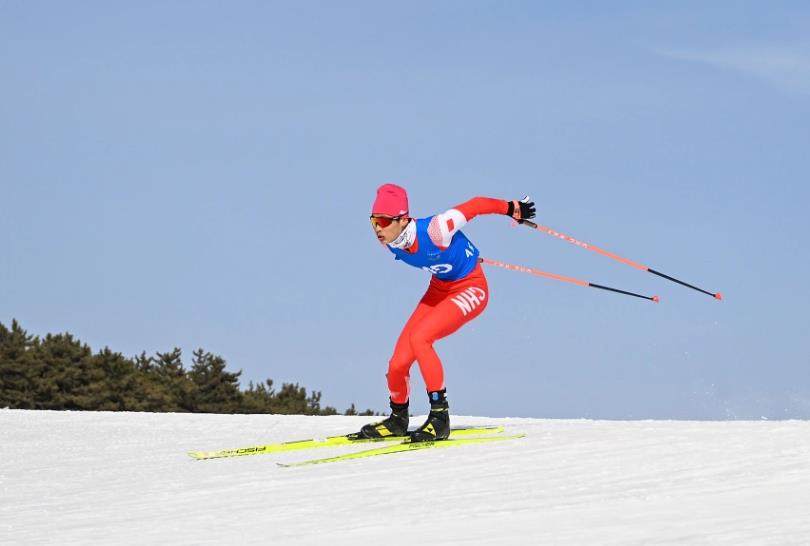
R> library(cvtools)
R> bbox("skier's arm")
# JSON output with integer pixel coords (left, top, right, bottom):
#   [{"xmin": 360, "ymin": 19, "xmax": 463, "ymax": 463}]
[{"xmin": 427, "ymin": 196, "xmax": 535, "ymax": 248}]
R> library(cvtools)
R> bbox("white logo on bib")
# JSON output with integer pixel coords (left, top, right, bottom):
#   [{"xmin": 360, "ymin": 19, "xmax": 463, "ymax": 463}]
[
  {"xmin": 451, "ymin": 287, "xmax": 487, "ymax": 316},
  {"xmin": 423, "ymin": 264, "xmax": 453, "ymax": 275}
]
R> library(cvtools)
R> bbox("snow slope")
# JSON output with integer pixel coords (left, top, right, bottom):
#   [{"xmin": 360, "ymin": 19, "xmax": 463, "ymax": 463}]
[{"xmin": 2, "ymin": 410, "xmax": 809, "ymax": 545}]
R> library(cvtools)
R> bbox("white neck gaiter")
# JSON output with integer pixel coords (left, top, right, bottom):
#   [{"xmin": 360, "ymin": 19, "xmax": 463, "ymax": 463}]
[{"xmin": 388, "ymin": 219, "xmax": 416, "ymax": 250}]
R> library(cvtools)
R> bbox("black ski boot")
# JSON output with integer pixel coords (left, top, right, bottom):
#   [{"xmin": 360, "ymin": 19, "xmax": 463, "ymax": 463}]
[
  {"xmin": 410, "ymin": 390, "xmax": 450, "ymax": 442},
  {"xmin": 356, "ymin": 400, "xmax": 409, "ymax": 439}
]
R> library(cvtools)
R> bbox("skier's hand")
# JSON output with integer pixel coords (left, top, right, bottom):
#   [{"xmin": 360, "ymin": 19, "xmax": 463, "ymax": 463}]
[{"xmin": 506, "ymin": 196, "xmax": 536, "ymax": 222}]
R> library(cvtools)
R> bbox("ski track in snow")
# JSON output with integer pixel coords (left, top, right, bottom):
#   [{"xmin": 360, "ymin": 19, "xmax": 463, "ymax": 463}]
[{"xmin": 2, "ymin": 410, "xmax": 809, "ymax": 545}]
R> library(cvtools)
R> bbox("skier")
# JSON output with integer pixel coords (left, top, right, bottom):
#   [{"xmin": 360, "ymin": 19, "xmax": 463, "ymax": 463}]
[{"xmin": 359, "ymin": 183, "xmax": 535, "ymax": 442}]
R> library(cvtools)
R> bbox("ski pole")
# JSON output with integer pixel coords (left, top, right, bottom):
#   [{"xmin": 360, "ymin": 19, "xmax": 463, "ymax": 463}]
[
  {"xmin": 481, "ymin": 258, "xmax": 660, "ymax": 303},
  {"xmin": 517, "ymin": 220, "xmax": 722, "ymax": 300}
]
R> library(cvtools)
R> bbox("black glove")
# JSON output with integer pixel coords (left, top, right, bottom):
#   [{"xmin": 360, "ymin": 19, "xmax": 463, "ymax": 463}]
[{"xmin": 506, "ymin": 196, "xmax": 536, "ymax": 222}]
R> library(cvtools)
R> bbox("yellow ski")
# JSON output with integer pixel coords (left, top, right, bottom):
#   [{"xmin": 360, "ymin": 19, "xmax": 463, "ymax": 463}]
[
  {"xmin": 187, "ymin": 425, "xmax": 505, "ymax": 460},
  {"xmin": 278, "ymin": 433, "xmax": 527, "ymax": 467}
]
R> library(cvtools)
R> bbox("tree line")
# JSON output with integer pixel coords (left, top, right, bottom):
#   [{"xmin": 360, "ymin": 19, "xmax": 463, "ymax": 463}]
[{"xmin": 0, "ymin": 320, "xmax": 373, "ymax": 415}]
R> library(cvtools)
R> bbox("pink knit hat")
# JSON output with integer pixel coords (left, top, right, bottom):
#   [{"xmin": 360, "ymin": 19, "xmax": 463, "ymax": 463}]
[{"xmin": 371, "ymin": 183, "xmax": 409, "ymax": 217}]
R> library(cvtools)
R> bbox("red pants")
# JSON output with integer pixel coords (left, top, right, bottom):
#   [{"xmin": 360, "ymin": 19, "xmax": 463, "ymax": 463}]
[{"xmin": 387, "ymin": 264, "xmax": 489, "ymax": 404}]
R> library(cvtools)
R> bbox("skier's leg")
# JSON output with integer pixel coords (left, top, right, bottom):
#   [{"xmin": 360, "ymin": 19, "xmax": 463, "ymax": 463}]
[
  {"xmin": 409, "ymin": 279, "xmax": 489, "ymax": 393},
  {"xmin": 357, "ymin": 299, "xmax": 435, "ymax": 439},
  {"xmin": 386, "ymin": 301, "xmax": 433, "ymax": 404},
  {"xmin": 408, "ymin": 272, "xmax": 489, "ymax": 442}
]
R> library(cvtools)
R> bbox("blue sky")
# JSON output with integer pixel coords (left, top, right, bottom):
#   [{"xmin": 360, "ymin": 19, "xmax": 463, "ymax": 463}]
[{"xmin": 2, "ymin": 1, "xmax": 809, "ymax": 418}]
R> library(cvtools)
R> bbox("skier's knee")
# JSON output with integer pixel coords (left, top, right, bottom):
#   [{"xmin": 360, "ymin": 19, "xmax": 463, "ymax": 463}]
[
  {"xmin": 408, "ymin": 329, "xmax": 432, "ymax": 351},
  {"xmin": 387, "ymin": 355, "xmax": 410, "ymax": 375}
]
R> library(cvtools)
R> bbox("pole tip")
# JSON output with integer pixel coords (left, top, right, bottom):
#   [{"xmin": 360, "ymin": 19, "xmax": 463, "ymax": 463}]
[
  {"xmin": 652, "ymin": 295, "xmax": 660, "ymax": 304},
  {"xmin": 714, "ymin": 292, "xmax": 723, "ymax": 301}
]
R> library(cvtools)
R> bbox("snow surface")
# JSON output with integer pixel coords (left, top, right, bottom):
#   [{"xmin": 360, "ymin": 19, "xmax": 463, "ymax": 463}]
[{"xmin": 2, "ymin": 410, "xmax": 810, "ymax": 545}]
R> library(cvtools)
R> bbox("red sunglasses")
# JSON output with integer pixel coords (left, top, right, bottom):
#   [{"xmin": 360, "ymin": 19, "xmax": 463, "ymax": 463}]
[{"xmin": 370, "ymin": 215, "xmax": 402, "ymax": 229}]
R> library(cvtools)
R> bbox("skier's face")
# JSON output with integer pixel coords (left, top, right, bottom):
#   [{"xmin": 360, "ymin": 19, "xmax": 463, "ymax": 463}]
[{"xmin": 371, "ymin": 216, "xmax": 408, "ymax": 244}]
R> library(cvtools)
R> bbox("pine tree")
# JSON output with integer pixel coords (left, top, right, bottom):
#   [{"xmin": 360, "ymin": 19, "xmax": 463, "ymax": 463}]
[
  {"xmin": 35, "ymin": 332, "xmax": 96, "ymax": 410},
  {"xmin": 153, "ymin": 348, "xmax": 195, "ymax": 412},
  {"xmin": 1, "ymin": 320, "xmax": 369, "ymax": 415},
  {"xmin": 188, "ymin": 349, "xmax": 242, "ymax": 413},
  {"xmin": 134, "ymin": 352, "xmax": 177, "ymax": 412},
  {"xmin": 0, "ymin": 320, "xmax": 41, "ymax": 408},
  {"xmin": 90, "ymin": 348, "xmax": 144, "ymax": 411},
  {"xmin": 241, "ymin": 379, "xmax": 276, "ymax": 413}
]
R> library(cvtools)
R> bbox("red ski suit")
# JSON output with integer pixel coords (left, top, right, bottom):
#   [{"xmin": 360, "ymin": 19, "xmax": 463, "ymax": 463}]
[{"xmin": 385, "ymin": 197, "xmax": 509, "ymax": 404}]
